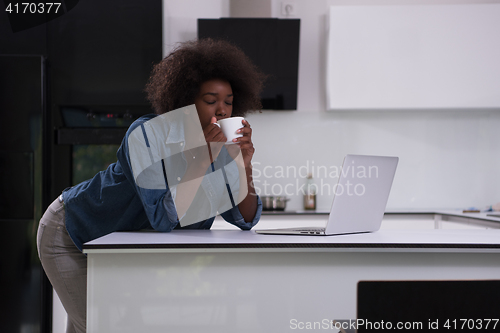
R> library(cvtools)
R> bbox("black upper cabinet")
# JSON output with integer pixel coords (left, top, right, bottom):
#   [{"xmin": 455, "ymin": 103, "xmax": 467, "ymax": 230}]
[
  {"xmin": 47, "ymin": 0, "xmax": 162, "ymax": 106},
  {"xmin": 198, "ymin": 18, "xmax": 300, "ymax": 110}
]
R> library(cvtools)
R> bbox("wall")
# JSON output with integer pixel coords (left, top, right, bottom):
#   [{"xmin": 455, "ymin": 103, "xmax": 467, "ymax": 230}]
[
  {"xmin": 162, "ymin": 0, "xmax": 500, "ymax": 211},
  {"xmin": 162, "ymin": 0, "xmax": 230, "ymax": 55}
]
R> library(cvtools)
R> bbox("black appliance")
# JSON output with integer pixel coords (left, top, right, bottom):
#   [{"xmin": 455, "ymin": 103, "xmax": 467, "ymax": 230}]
[
  {"xmin": 47, "ymin": 0, "xmax": 163, "ymax": 194},
  {"xmin": 357, "ymin": 280, "xmax": 500, "ymax": 332},
  {"xmin": 0, "ymin": 0, "xmax": 162, "ymax": 332},
  {"xmin": 0, "ymin": 54, "xmax": 48, "ymax": 333},
  {"xmin": 198, "ymin": 18, "xmax": 301, "ymax": 110}
]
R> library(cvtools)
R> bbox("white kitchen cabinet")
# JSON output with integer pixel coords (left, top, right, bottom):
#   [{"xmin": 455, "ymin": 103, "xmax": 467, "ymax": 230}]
[{"xmin": 327, "ymin": 4, "xmax": 500, "ymax": 110}]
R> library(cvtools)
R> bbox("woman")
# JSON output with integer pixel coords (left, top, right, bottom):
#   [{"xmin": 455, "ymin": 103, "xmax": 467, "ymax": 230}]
[{"xmin": 37, "ymin": 38, "xmax": 266, "ymax": 333}]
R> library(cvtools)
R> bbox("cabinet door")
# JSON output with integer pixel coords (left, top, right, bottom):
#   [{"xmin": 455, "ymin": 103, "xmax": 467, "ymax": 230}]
[
  {"xmin": 327, "ymin": 4, "xmax": 500, "ymax": 110},
  {"xmin": 0, "ymin": 55, "xmax": 45, "ymax": 333}
]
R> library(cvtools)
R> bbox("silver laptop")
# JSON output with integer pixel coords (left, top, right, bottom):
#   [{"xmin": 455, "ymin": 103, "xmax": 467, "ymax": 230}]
[{"xmin": 255, "ymin": 155, "xmax": 398, "ymax": 236}]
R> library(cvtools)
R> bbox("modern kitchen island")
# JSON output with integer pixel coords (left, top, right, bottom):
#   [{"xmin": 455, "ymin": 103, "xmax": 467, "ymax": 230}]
[{"xmin": 83, "ymin": 228, "xmax": 500, "ymax": 333}]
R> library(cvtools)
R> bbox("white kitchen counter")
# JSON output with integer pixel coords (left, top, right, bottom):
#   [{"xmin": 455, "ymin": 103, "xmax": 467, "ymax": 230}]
[
  {"xmin": 84, "ymin": 229, "xmax": 500, "ymax": 333},
  {"xmin": 209, "ymin": 209, "xmax": 500, "ymax": 231},
  {"xmin": 261, "ymin": 209, "xmax": 500, "ymax": 222},
  {"xmin": 83, "ymin": 229, "xmax": 500, "ymax": 253}
]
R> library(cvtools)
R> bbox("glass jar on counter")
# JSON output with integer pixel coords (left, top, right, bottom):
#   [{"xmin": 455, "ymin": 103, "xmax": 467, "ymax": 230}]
[{"xmin": 303, "ymin": 173, "xmax": 316, "ymax": 210}]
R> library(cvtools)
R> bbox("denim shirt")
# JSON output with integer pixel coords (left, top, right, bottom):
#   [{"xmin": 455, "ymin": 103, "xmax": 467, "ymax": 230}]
[{"xmin": 63, "ymin": 113, "xmax": 262, "ymax": 251}]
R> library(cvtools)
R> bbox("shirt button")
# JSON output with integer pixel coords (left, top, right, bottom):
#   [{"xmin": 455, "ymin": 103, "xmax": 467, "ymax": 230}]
[
  {"xmin": 179, "ymin": 142, "xmax": 184, "ymax": 147},
  {"xmin": 177, "ymin": 177, "xmax": 181, "ymax": 181}
]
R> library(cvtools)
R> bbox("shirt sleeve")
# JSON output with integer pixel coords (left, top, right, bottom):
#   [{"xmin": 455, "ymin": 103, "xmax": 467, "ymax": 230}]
[
  {"xmin": 220, "ymin": 195, "xmax": 263, "ymax": 230},
  {"xmin": 217, "ymin": 147, "xmax": 262, "ymax": 230},
  {"xmin": 119, "ymin": 116, "xmax": 180, "ymax": 232}
]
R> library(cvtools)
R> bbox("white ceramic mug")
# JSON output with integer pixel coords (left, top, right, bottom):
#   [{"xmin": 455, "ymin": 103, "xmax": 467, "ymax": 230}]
[{"xmin": 216, "ymin": 117, "xmax": 244, "ymax": 144}]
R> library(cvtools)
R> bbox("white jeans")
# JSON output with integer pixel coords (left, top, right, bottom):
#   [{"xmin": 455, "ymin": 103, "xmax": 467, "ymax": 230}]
[{"xmin": 37, "ymin": 198, "xmax": 87, "ymax": 333}]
